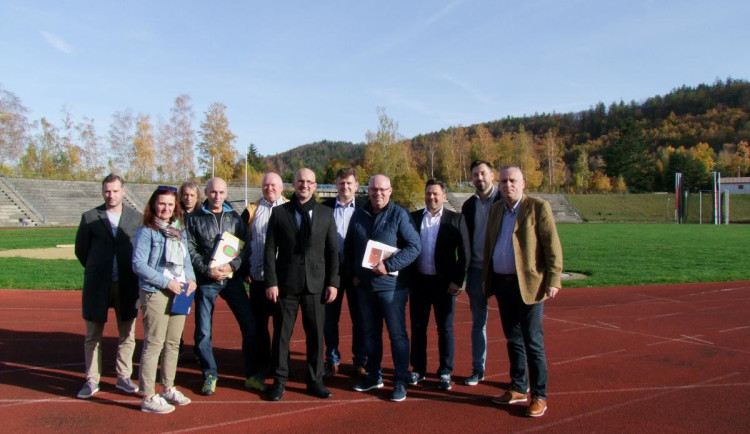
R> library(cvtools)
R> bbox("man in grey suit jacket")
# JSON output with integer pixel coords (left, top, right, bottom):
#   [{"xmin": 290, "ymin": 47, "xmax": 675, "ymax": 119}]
[
  {"xmin": 74, "ymin": 174, "xmax": 142, "ymax": 399},
  {"xmin": 264, "ymin": 168, "xmax": 339, "ymax": 401}
]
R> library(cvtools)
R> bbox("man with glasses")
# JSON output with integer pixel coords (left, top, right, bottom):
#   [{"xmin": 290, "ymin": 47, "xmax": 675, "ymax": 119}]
[
  {"xmin": 264, "ymin": 168, "xmax": 339, "ymax": 401},
  {"xmin": 344, "ymin": 174, "xmax": 421, "ymax": 402}
]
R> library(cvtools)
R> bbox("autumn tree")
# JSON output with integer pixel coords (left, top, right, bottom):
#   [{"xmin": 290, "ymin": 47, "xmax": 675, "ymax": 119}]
[
  {"xmin": 108, "ymin": 110, "xmax": 134, "ymax": 175},
  {"xmin": 198, "ymin": 102, "xmax": 237, "ymax": 180},
  {"xmin": 437, "ymin": 132, "xmax": 459, "ymax": 185},
  {"xmin": 509, "ymin": 126, "xmax": 543, "ymax": 190},
  {"xmin": 129, "ymin": 114, "xmax": 156, "ymax": 182},
  {"xmin": 571, "ymin": 148, "xmax": 591, "ymax": 193},
  {"xmin": 715, "ymin": 141, "xmax": 748, "ymax": 176},
  {"xmin": 363, "ymin": 108, "xmax": 422, "ymax": 208},
  {"xmin": 539, "ymin": 129, "xmax": 567, "ymax": 192},
  {"xmin": 0, "ymin": 85, "xmax": 31, "ymax": 168},
  {"xmin": 364, "ymin": 107, "xmax": 403, "ymax": 176},
  {"xmin": 469, "ymin": 125, "xmax": 499, "ymax": 166},
  {"xmin": 166, "ymin": 94, "xmax": 196, "ymax": 181},
  {"xmin": 76, "ymin": 116, "xmax": 104, "ymax": 179}
]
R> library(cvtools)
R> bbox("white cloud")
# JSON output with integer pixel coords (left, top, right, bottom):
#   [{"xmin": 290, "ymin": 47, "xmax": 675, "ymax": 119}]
[
  {"xmin": 440, "ymin": 74, "xmax": 497, "ymax": 106},
  {"xmin": 40, "ymin": 31, "xmax": 73, "ymax": 54}
]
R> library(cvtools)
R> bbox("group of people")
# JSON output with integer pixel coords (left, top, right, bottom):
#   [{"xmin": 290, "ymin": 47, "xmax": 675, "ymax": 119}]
[{"xmin": 73, "ymin": 160, "xmax": 563, "ymax": 418}]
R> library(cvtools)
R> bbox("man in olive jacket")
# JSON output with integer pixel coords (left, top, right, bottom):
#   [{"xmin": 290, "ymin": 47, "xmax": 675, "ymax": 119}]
[
  {"xmin": 482, "ymin": 166, "xmax": 563, "ymax": 418},
  {"xmin": 74, "ymin": 174, "xmax": 142, "ymax": 399}
]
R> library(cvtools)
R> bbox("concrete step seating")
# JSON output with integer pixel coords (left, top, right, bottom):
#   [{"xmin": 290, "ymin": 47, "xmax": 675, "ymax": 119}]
[{"xmin": 1, "ymin": 178, "xmax": 581, "ymax": 226}]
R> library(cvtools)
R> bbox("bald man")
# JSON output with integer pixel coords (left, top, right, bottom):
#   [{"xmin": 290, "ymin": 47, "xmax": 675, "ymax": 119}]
[
  {"xmin": 344, "ymin": 174, "xmax": 421, "ymax": 402},
  {"xmin": 242, "ymin": 172, "xmax": 288, "ymax": 380},
  {"xmin": 186, "ymin": 177, "xmax": 263, "ymax": 396},
  {"xmin": 264, "ymin": 168, "xmax": 339, "ymax": 401}
]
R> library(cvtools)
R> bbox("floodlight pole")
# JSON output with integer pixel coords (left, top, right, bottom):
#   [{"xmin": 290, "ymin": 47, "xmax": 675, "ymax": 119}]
[{"xmin": 245, "ymin": 146, "xmax": 248, "ymax": 207}]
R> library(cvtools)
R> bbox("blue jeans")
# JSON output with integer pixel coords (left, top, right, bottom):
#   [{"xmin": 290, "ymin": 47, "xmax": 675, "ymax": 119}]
[
  {"xmin": 466, "ymin": 267, "xmax": 488, "ymax": 375},
  {"xmin": 492, "ymin": 276, "xmax": 548, "ymax": 399},
  {"xmin": 324, "ymin": 286, "xmax": 366, "ymax": 366},
  {"xmin": 357, "ymin": 286, "xmax": 410, "ymax": 385},
  {"xmin": 194, "ymin": 279, "xmax": 257, "ymax": 379},
  {"xmin": 409, "ymin": 274, "xmax": 455, "ymax": 376}
]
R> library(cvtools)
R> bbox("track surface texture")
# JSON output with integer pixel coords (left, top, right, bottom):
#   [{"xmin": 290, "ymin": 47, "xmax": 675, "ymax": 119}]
[{"xmin": 1, "ymin": 281, "xmax": 748, "ymax": 433}]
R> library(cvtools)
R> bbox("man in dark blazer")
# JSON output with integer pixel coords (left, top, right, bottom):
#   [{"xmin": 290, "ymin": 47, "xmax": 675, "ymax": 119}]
[
  {"xmin": 460, "ymin": 159, "xmax": 502, "ymax": 386},
  {"xmin": 321, "ymin": 167, "xmax": 367, "ymax": 378},
  {"xmin": 264, "ymin": 168, "xmax": 340, "ymax": 401},
  {"xmin": 74, "ymin": 174, "xmax": 142, "ymax": 399},
  {"xmin": 409, "ymin": 179, "xmax": 470, "ymax": 391},
  {"xmin": 482, "ymin": 166, "xmax": 563, "ymax": 418}
]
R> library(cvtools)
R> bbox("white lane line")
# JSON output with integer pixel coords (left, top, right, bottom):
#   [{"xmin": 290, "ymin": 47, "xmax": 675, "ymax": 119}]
[
  {"xmin": 635, "ymin": 312, "xmax": 682, "ymax": 321},
  {"xmin": 719, "ymin": 325, "xmax": 750, "ymax": 333},
  {"xmin": 679, "ymin": 335, "xmax": 714, "ymax": 345},
  {"xmin": 515, "ymin": 372, "xmax": 742, "ymax": 433},
  {"xmin": 552, "ymin": 349, "xmax": 626, "ymax": 366}
]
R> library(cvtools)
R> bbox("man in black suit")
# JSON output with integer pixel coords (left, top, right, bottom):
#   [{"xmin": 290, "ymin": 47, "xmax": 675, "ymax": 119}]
[
  {"xmin": 74, "ymin": 174, "xmax": 142, "ymax": 399},
  {"xmin": 409, "ymin": 179, "xmax": 470, "ymax": 391},
  {"xmin": 264, "ymin": 168, "xmax": 340, "ymax": 401},
  {"xmin": 321, "ymin": 167, "xmax": 367, "ymax": 378}
]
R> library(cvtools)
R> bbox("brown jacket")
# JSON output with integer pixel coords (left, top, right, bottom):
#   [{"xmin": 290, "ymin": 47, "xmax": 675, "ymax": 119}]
[{"xmin": 482, "ymin": 195, "xmax": 563, "ymax": 304}]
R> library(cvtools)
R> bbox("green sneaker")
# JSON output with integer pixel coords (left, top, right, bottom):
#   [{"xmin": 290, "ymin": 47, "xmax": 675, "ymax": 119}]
[
  {"xmin": 201, "ymin": 375, "xmax": 217, "ymax": 396},
  {"xmin": 245, "ymin": 375, "xmax": 267, "ymax": 392}
]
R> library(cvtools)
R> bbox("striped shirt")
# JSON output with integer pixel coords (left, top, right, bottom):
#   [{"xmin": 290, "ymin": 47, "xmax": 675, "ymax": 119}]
[{"xmin": 249, "ymin": 197, "xmax": 286, "ymax": 281}]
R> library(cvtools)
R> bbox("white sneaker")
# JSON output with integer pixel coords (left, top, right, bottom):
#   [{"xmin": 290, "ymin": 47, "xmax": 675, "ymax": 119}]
[
  {"xmin": 141, "ymin": 395, "xmax": 175, "ymax": 414},
  {"xmin": 161, "ymin": 387, "xmax": 192, "ymax": 406}
]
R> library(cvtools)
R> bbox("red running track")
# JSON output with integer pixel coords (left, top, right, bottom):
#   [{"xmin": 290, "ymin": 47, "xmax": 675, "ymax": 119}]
[{"xmin": 1, "ymin": 281, "xmax": 749, "ymax": 433}]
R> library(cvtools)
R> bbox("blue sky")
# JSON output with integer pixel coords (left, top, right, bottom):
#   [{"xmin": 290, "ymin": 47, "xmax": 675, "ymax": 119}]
[{"xmin": 2, "ymin": 0, "xmax": 748, "ymax": 157}]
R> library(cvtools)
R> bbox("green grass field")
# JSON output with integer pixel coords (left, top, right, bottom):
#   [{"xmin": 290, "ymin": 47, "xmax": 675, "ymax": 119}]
[
  {"xmin": 0, "ymin": 223, "xmax": 748, "ymax": 290},
  {"xmin": 557, "ymin": 223, "xmax": 749, "ymax": 288},
  {"xmin": 567, "ymin": 193, "xmax": 750, "ymax": 223}
]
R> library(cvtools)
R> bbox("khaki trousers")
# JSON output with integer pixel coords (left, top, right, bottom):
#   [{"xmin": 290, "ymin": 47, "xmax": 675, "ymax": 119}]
[
  {"xmin": 138, "ymin": 288, "xmax": 186, "ymax": 396},
  {"xmin": 83, "ymin": 283, "xmax": 137, "ymax": 384}
]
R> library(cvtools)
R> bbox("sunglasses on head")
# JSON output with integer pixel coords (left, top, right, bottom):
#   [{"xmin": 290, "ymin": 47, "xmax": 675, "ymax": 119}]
[{"xmin": 157, "ymin": 185, "xmax": 178, "ymax": 193}]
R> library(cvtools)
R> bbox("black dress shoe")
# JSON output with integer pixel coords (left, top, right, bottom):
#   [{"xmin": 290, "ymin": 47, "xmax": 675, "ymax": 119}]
[
  {"xmin": 307, "ymin": 384, "xmax": 333, "ymax": 399},
  {"xmin": 268, "ymin": 381, "xmax": 285, "ymax": 401}
]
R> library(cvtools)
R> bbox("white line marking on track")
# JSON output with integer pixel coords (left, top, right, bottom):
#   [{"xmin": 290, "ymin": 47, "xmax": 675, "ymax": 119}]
[
  {"xmin": 679, "ymin": 335, "xmax": 714, "ymax": 345},
  {"xmin": 552, "ymin": 349, "xmax": 626, "ymax": 366},
  {"xmin": 719, "ymin": 325, "xmax": 750, "ymax": 333},
  {"xmin": 514, "ymin": 373, "xmax": 742, "ymax": 433}
]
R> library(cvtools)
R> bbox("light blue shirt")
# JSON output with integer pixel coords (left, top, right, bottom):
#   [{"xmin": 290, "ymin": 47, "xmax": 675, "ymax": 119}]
[
  {"xmin": 333, "ymin": 198, "xmax": 356, "ymax": 262},
  {"xmin": 492, "ymin": 195, "xmax": 522, "ymax": 275},
  {"xmin": 417, "ymin": 208, "xmax": 442, "ymax": 275}
]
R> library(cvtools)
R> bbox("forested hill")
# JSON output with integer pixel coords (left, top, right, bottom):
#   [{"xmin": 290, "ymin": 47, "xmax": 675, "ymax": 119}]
[
  {"xmin": 265, "ymin": 140, "xmax": 365, "ymax": 182},
  {"xmin": 266, "ymin": 78, "xmax": 750, "ymax": 192}
]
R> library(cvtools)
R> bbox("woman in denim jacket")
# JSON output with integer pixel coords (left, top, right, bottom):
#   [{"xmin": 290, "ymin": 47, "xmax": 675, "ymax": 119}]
[{"xmin": 132, "ymin": 186, "xmax": 197, "ymax": 414}]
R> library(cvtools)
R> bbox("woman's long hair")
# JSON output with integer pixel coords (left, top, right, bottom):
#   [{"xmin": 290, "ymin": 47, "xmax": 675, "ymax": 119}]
[{"xmin": 142, "ymin": 186, "xmax": 183, "ymax": 230}]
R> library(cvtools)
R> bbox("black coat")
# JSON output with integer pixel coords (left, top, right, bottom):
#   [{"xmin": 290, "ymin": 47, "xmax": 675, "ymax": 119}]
[
  {"xmin": 264, "ymin": 201, "xmax": 340, "ymax": 295},
  {"xmin": 409, "ymin": 208, "xmax": 470, "ymax": 288},
  {"xmin": 75, "ymin": 204, "xmax": 142, "ymax": 323}
]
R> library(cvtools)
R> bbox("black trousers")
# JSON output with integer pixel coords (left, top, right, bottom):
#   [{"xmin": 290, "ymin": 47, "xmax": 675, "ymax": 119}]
[
  {"xmin": 272, "ymin": 290, "xmax": 326, "ymax": 386},
  {"xmin": 249, "ymin": 279, "xmax": 281, "ymax": 376},
  {"xmin": 409, "ymin": 274, "xmax": 456, "ymax": 376}
]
